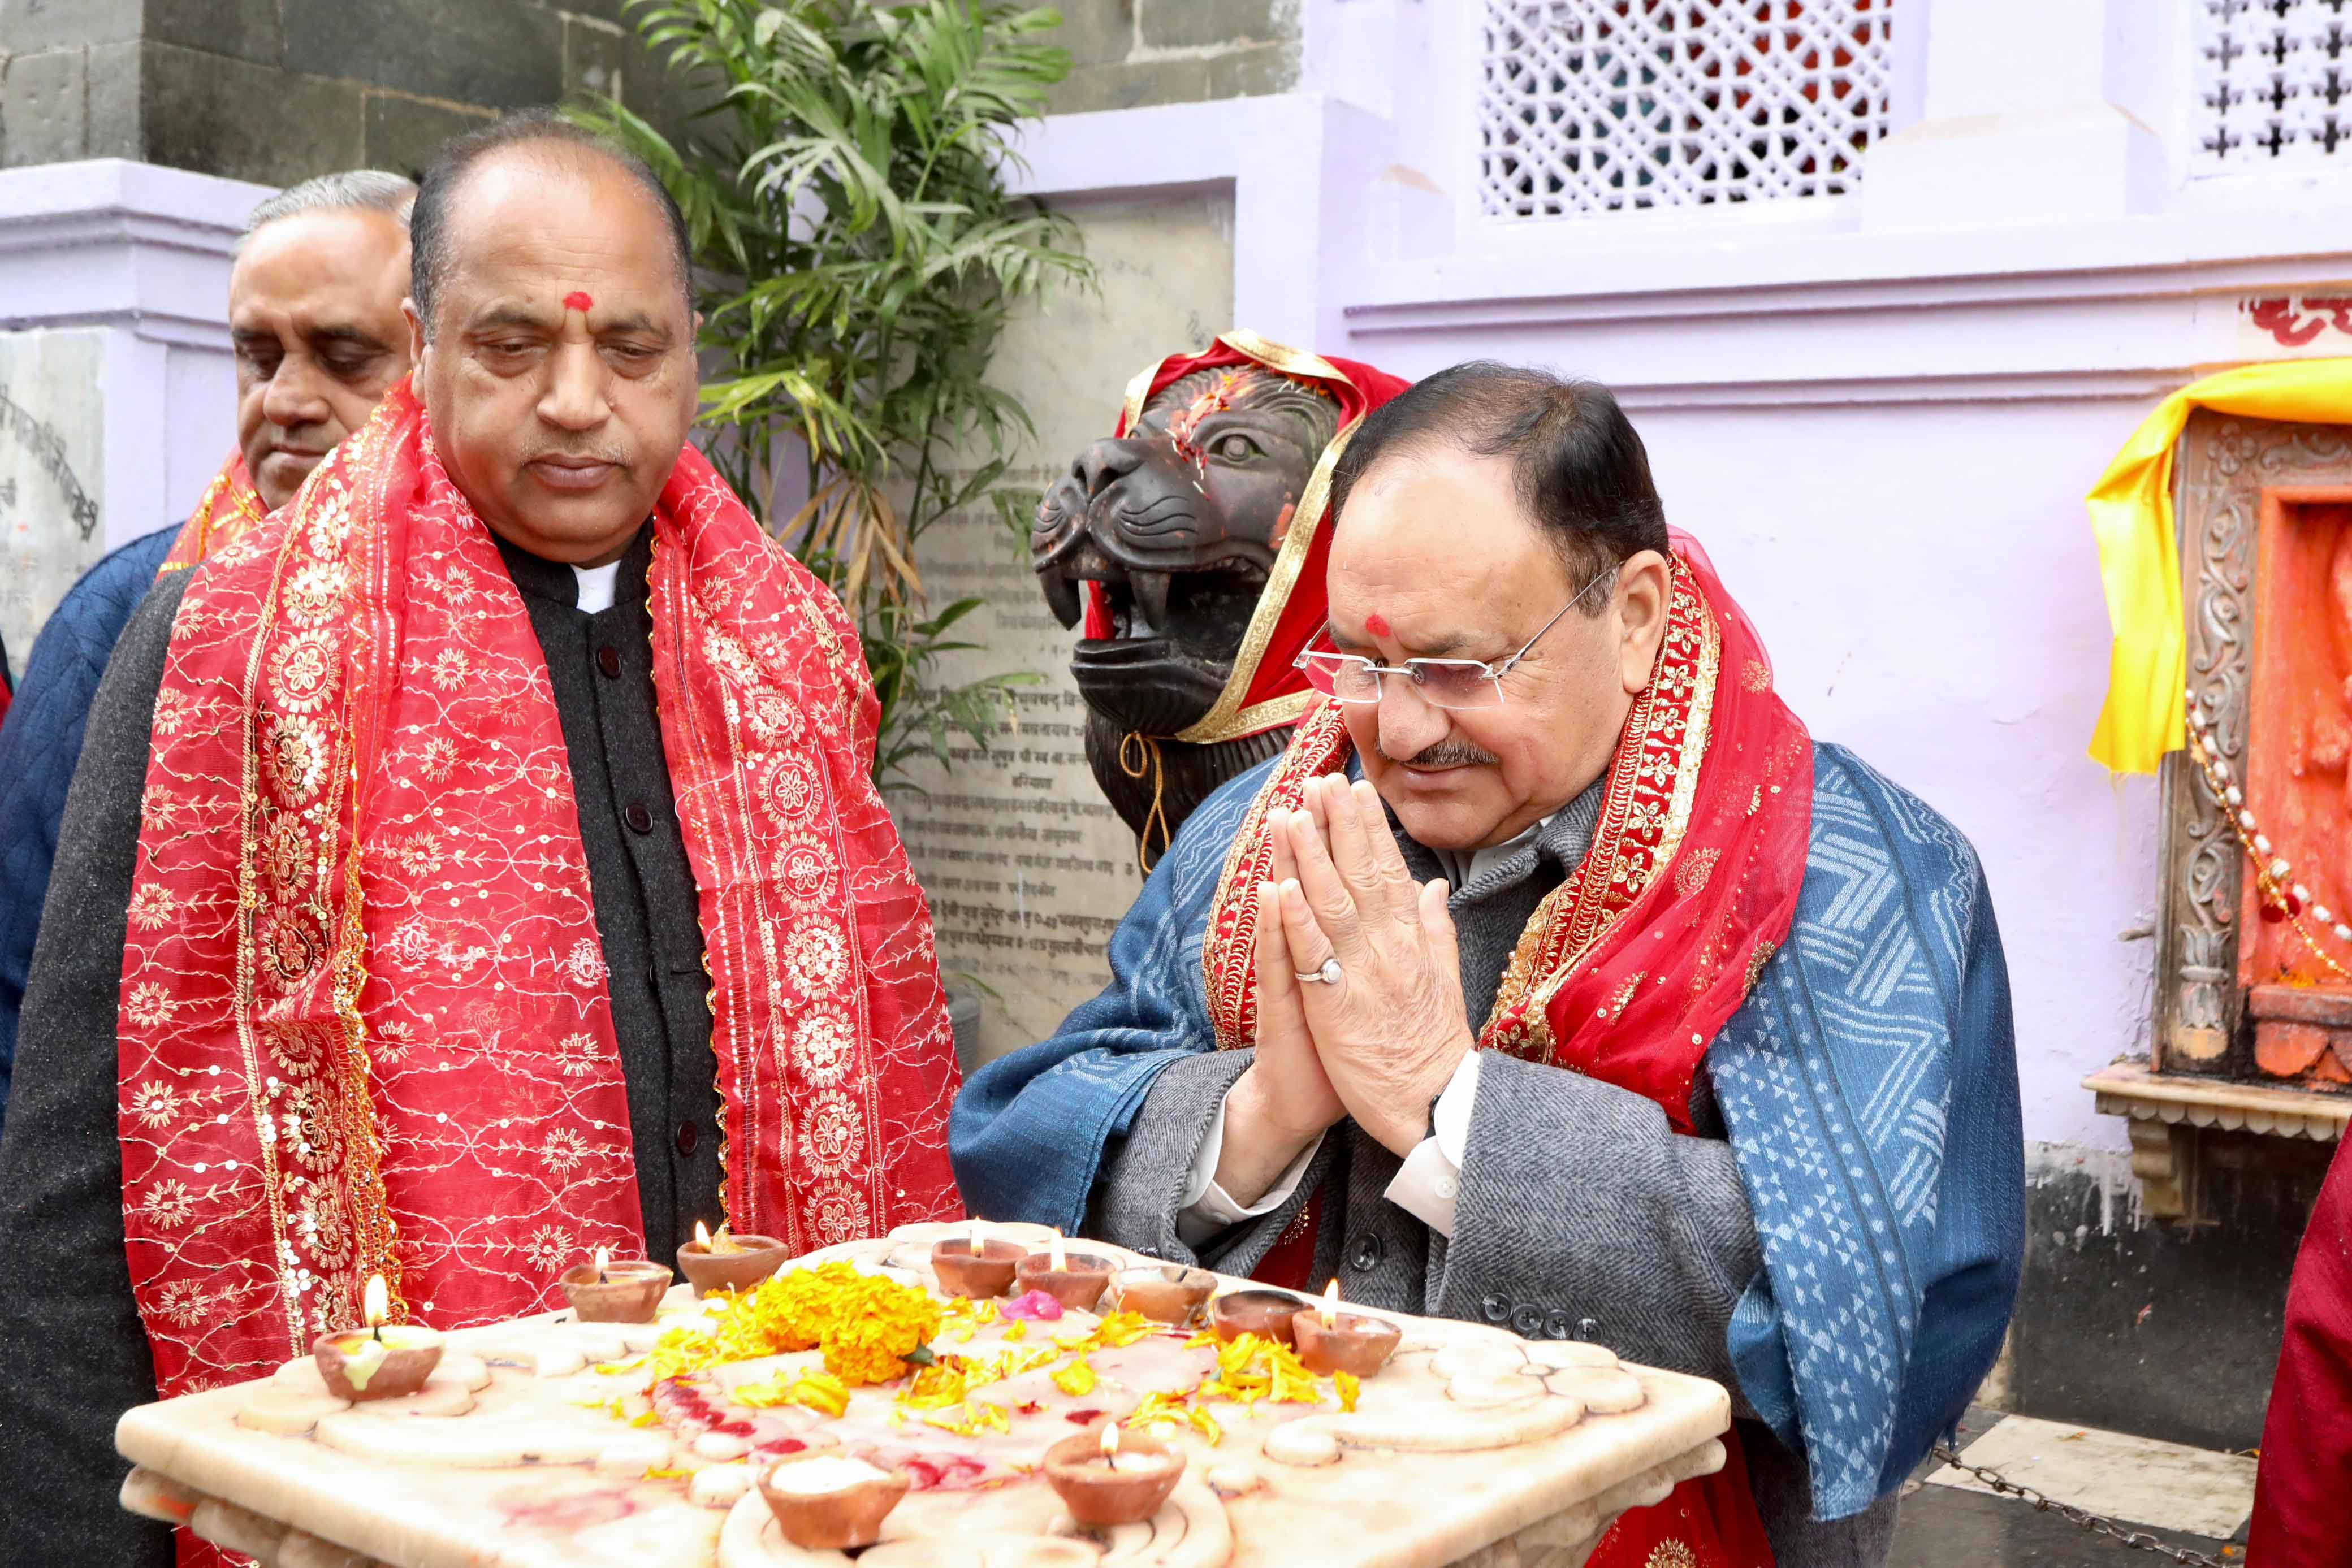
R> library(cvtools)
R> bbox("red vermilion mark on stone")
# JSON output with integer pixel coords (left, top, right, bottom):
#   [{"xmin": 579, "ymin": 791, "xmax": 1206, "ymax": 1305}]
[
  {"xmin": 1365, "ymin": 612, "xmax": 1391, "ymax": 638},
  {"xmin": 563, "ymin": 291, "xmax": 595, "ymax": 313},
  {"xmin": 494, "ymin": 1485, "xmax": 635, "ymax": 1531}
]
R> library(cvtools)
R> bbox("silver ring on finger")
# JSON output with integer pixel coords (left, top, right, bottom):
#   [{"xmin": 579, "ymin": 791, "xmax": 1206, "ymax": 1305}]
[{"xmin": 1295, "ymin": 958, "xmax": 1343, "ymax": 985}]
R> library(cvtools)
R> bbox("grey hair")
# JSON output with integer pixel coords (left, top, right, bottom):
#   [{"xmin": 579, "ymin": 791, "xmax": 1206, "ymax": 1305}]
[{"xmin": 242, "ymin": 171, "xmax": 418, "ymax": 243}]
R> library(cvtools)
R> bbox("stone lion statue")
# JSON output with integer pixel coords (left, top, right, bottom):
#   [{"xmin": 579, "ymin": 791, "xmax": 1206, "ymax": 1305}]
[{"xmin": 1031, "ymin": 352, "xmax": 1352, "ymax": 861}]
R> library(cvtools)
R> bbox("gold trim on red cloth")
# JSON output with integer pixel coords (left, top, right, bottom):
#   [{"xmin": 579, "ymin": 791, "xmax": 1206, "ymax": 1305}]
[
  {"xmin": 1111, "ymin": 331, "xmax": 1392, "ymax": 748},
  {"xmin": 118, "ymin": 382, "xmax": 961, "ymax": 1401},
  {"xmin": 1177, "ymin": 414, "xmax": 1363, "ymax": 746},
  {"xmin": 1485, "ymin": 565, "xmax": 1721, "ymax": 1059},
  {"xmin": 158, "ymin": 453, "xmax": 269, "ymax": 575}
]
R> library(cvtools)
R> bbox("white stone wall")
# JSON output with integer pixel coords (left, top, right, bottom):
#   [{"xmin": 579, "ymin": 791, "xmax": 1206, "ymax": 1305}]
[
  {"xmin": 0, "ymin": 329, "xmax": 106, "ymax": 670},
  {"xmin": 0, "ymin": 159, "xmax": 263, "ymax": 665},
  {"xmin": 894, "ymin": 189, "xmax": 1238, "ymax": 1059}
]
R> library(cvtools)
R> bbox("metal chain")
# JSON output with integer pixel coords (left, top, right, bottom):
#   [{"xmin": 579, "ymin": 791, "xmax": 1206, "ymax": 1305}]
[{"xmin": 1928, "ymin": 1444, "xmax": 2235, "ymax": 1567}]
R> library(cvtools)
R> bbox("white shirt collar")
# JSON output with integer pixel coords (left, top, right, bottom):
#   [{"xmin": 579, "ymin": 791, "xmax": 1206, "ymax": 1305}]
[{"xmin": 572, "ymin": 560, "xmax": 621, "ymax": 615}]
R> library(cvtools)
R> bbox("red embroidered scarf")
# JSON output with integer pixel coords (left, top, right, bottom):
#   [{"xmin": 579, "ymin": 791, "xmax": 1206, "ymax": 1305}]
[
  {"xmin": 158, "ymin": 452, "xmax": 269, "ymax": 577},
  {"xmin": 1203, "ymin": 536, "xmax": 1813, "ymax": 1130},
  {"xmin": 119, "ymin": 382, "xmax": 961, "ymax": 1402}
]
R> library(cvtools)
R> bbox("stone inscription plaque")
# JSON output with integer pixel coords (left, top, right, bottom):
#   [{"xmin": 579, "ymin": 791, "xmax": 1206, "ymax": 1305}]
[
  {"xmin": 896, "ymin": 190, "xmax": 1237, "ymax": 1064},
  {"xmin": 0, "ymin": 329, "xmax": 107, "ymax": 671}
]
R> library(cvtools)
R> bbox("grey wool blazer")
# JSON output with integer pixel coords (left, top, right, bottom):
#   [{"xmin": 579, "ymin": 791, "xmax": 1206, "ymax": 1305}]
[{"xmin": 1084, "ymin": 788, "xmax": 1900, "ymax": 1567}]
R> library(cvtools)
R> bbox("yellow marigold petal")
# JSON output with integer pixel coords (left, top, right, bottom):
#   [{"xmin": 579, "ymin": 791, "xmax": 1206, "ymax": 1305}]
[{"xmin": 1094, "ymin": 1311, "xmax": 1153, "ymax": 1349}]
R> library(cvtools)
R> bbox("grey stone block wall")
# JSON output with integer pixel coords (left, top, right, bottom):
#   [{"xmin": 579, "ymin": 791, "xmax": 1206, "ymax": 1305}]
[
  {"xmin": 0, "ymin": 0, "xmax": 705, "ymax": 185},
  {"xmin": 1047, "ymin": 0, "xmax": 1300, "ymax": 116},
  {"xmin": 0, "ymin": 0, "xmax": 1296, "ymax": 184}
]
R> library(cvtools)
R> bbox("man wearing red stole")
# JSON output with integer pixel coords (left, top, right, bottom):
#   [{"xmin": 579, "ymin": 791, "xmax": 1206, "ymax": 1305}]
[
  {"xmin": 956, "ymin": 360, "xmax": 2025, "ymax": 1566},
  {"xmin": 0, "ymin": 114, "xmax": 961, "ymax": 1567}
]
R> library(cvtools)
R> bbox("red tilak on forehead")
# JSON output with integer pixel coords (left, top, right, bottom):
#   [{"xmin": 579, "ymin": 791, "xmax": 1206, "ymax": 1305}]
[
  {"xmin": 1365, "ymin": 612, "xmax": 1392, "ymax": 638},
  {"xmin": 562, "ymin": 291, "xmax": 594, "ymax": 313}
]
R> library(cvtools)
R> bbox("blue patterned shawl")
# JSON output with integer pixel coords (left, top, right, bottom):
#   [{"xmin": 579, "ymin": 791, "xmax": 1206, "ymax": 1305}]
[{"xmin": 950, "ymin": 741, "xmax": 2022, "ymax": 1519}]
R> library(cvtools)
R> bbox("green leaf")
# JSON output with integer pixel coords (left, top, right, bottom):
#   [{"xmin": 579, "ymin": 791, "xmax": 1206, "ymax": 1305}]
[{"xmin": 587, "ymin": 0, "xmax": 1095, "ymax": 790}]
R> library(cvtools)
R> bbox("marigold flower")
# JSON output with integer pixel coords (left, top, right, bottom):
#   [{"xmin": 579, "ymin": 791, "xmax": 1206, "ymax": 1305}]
[{"xmin": 642, "ymin": 1261, "xmax": 940, "ymax": 1387}]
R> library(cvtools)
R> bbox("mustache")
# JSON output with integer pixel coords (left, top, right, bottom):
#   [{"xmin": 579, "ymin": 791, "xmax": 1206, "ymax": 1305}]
[
  {"xmin": 524, "ymin": 445, "xmax": 630, "ymax": 467},
  {"xmin": 1375, "ymin": 737, "xmax": 1502, "ymax": 768}
]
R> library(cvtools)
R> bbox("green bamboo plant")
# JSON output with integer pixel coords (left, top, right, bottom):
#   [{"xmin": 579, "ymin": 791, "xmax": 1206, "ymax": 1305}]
[{"xmin": 576, "ymin": 0, "xmax": 1091, "ymax": 788}]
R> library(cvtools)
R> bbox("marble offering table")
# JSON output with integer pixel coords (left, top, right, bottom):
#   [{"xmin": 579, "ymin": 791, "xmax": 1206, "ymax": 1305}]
[{"xmin": 115, "ymin": 1223, "xmax": 1730, "ymax": 1568}]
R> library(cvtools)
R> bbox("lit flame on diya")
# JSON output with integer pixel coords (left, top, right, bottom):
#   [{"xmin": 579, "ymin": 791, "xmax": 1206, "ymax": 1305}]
[
  {"xmin": 694, "ymin": 1220, "xmax": 711, "ymax": 1249},
  {"xmin": 1048, "ymin": 1227, "xmax": 1066, "ymax": 1271},
  {"xmin": 971, "ymin": 1220, "xmax": 987, "ymax": 1257},
  {"xmin": 363, "ymin": 1272, "xmax": 388, "ymax": 1331},
  {"xmin": 594, "ymin": 1246, "xmax": 612, "ymax": 1283},
  {"xmin": 1100, "ymin": 1420, "xmax": 1120, "ymax": 1470},
  {"xmin": 1322, "ymin": 1278, "xmax": 1341, "ymax": 1329}
]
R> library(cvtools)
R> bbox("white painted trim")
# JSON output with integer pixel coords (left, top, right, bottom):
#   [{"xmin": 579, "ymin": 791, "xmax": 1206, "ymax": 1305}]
[
  {"xmin": 0, "ymin": 159, "xmax": 274, "ymax": 352},
  {"xmin": 0, "ymin": 158, "xmax": 272, "ymax": 243},
  {"xmin": 0, "ymin": 158, "xmax": 269, "ymax": 544},
  {"xmin": 1347, "ymin": 206, "xmax": 2352, "ymax": 324},
  {"xmin": 1337, "ymin": 202, "xmax": 2352, "ymax": 406}
]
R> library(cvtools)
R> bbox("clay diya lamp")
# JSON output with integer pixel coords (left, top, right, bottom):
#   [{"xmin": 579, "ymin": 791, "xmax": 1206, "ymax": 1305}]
[
  {"xmin": 560, "ymin": 1249, "xmax": 673, "ymax": 1323},
  {"xmin": 313, "ymin": 1274, "xmax": 442, "ymax": 1402},
  {"xmin": 1110, "ymin": 1264, "xmax": 1216, "ymax": 1326},
  {"xmin": 758, "ymin": 1454, "xmax": 911, "ymax": 1550},
  {"xmin": 1290, "ymin": 1307, "xmax": 1401, "ymax": 1377},
  {"xmin": 676, "ymin": 1223, "xmax": 789, "ymax": 1298},
  {"xmin": 1044, "ymin": 1426, "xmax": 1186, "ymax": 1527},
  {"xmin": 1209, "ymin": 1288, "xmax": 1309, "ymax": 1346},
  {"xmin": 931, "ymin": 1230, "xmax": 1025, "ymax": 1299},
  {"xmin": 1014, "ymin": 1239, "xmax": 1116, "ymax": 1313}
]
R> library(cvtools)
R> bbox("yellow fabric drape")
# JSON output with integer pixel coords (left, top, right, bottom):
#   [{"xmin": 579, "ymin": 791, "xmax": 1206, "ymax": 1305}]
[{"xmin": 2089, "ymin": 358, "xmax": 2352, "ymax": 773}]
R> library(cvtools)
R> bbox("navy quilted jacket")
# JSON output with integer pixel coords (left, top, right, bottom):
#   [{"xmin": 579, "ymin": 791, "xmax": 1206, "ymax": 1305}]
[{"xmin": 0, "ymin": 526, "xmax": 178, "ymax": 1127}]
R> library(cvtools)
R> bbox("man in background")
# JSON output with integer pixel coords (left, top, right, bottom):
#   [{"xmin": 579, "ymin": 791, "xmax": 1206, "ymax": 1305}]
[{"xmin": 0, "ymin": 170, "xmax": 415, "ymax": 1127}]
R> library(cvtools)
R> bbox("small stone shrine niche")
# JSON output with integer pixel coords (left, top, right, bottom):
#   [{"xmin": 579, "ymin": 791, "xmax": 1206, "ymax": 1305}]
[
  {"xmin": 2156, "ymin": 414, "xmax": 2352, "ymax": 1085},
  {"xmin": 2235, "ymin": 495, "xmax": 2352, "ymax": 1080},
  {"xmin": 2110, "ymin": 411, "xmax": 2352, "ymax": 1212}
]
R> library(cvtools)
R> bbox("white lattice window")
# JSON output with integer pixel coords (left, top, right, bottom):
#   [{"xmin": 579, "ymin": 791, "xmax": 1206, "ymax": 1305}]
[
  {"xmin": 2194, "ymin": 0, "xmax": 2352, "ymax": 173},
  {"xmin": 1475, "ymin": 1, "xmax": 1896, "ymax": 220}
]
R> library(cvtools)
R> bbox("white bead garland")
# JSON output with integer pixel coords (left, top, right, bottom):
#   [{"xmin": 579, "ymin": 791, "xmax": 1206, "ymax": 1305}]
[{"xmin": 2184, "ymin": 698, "xmax": 2352, "ymax": 978}]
